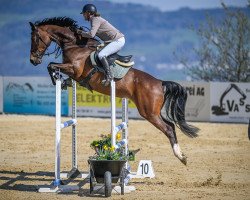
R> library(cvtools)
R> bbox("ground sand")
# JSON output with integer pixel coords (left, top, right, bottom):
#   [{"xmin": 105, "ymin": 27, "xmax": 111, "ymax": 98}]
[{"xmin": 0, "ymin": 115, "xmax": 249, "ymax": 200}]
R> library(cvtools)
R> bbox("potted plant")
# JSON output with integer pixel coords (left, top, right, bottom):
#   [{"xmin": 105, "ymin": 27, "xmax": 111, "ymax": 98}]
[{"xmin": 88, "ymin": 133, "xmax": 135, "ymax": 197}]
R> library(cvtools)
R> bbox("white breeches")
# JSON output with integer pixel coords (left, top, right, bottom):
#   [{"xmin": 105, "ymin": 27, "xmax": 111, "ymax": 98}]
[{"xmin": 98, "ymin": 37, "xmax": 125, "ymax": 60}]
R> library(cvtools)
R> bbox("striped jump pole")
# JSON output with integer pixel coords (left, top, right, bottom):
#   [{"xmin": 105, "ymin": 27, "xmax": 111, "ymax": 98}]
[
  {"xmin": 109, "ymin": 79, "xmax": 136, "ymax": 193},
  {"xmin": 110, "ymin": 79, "xmax": 128, "ymax": 151},
  {"xmin": 54, "ymin": 73, "xmax": 79, "ymax": 186},
  {"xmin": 39, "ymin": 70, "xmax": 84, "ymax": 193}
]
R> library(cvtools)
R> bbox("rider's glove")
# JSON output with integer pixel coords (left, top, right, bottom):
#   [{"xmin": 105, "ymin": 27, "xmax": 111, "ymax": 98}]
[
  {"xmin": 76, "ymin": 29, "xmax": 83, "ymax": 34},
  {"xmin": 76, "ymin": 27, "xmax": 86, "ymax": 35}
]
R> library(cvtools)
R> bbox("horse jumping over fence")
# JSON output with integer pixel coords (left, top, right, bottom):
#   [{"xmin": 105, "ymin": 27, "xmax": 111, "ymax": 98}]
[{"xmin": 29, "ymin": 17, "xmax": 199, "ymax": 165}]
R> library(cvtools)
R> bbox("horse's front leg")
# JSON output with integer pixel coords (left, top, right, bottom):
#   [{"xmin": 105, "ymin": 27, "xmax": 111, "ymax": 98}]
[
  {"xmin": 47, "ymin": 62, "xmax": 59, "ymax": 85},
  {"xmin": 47, "ymin": 62, "xmax": 75, "ymax": 88},
  {"xmin": 48, "ymin": 62, "xmax": 75, "ymax": 76}
]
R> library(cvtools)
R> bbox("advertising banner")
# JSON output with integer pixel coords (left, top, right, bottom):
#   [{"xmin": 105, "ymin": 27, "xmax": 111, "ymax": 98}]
[
  {"xmin": 3, "ymin": 77, "xmax": 68, "ymax": 115},
  {"xmin": 179, "ymin": 81, "xmax": 210, "ymax": 121},
  {"xmin": 68, "ymin": 84, "xmax": 141, "ymax": 118},
  {"xmin": 210, "ymin": 82, "xmax": 250, "ymax": 123},
  {"xmin": 0, "ymin": 76, "xmax": 3, "ymax": 113}
]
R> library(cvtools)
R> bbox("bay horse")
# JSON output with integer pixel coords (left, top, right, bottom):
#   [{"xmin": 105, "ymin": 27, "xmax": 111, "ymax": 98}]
[{"xmin": 29, "ymin": 17, "xmax": 199, "ymax": 165}]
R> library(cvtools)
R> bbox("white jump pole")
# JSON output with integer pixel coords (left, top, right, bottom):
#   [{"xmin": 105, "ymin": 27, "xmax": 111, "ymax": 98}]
[
  {"xmin": 111, "ymin": 79, "xmax": 116, "ymax": 147},
  {"xmin": 54, "ymin": 76, "xmax": 62, "ymax": 186},
  {"xmin": 110, "ymin": 79, "xmax": 129, "ymax": 152}
]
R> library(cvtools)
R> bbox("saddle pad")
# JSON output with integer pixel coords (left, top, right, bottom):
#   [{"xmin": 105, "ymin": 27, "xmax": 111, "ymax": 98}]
[{"xmin": 90, "ymin": 52, "xmax": 132, "ymax": 79}]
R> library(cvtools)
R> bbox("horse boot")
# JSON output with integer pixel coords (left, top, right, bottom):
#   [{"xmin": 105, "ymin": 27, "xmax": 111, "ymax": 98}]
[{"xmin": 101, "ymin": 56, "xmax": 113, "ymax": 86}]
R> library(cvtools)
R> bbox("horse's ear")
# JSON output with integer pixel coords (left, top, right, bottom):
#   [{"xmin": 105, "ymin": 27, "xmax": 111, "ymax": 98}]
[{"xmin": 29, "ymin": 22, "xmax": 37, "ymax": 31}]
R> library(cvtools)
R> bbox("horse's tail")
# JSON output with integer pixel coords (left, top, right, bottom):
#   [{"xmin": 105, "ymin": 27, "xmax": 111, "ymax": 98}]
[{"xmin": 161, "ymin": 81, "xmax": 199, "ymax": 138}]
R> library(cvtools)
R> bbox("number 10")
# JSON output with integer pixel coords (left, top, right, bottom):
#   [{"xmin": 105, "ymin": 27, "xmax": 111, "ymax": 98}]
[{"xmin": 140, "ymin": 163, "xmax": 149, "ymax": 175}]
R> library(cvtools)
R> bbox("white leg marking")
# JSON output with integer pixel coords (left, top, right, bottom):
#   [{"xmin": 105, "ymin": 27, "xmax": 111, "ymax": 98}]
[{"xmin": 173, "ymin": 143, "xmax": 182, "ymax": 159}]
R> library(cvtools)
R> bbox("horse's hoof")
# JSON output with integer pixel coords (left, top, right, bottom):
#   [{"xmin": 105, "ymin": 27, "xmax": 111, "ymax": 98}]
[
  {"xmin": 180, "ymin": 154, "xmax": 187, "ymax": 165},
  {"xmin": 101, "ymin": 79, "xmax": 110, "ymax": 86},
  {"xmin": 61, "ymin": 84, "xmax": 67, "ymax": 90}
]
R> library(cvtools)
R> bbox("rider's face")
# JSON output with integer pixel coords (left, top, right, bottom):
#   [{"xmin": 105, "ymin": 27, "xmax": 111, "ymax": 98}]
[{"xmin": 83, "ymin": 12, "xmax": 90, "ymax": 21}]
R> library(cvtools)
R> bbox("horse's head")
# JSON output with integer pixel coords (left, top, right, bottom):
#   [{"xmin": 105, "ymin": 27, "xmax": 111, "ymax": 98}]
[
  {"xmin": 29, "ymin": 17, "xmax": 99, "ymax": 67},
  {"xmin": 29, "ymin": 22, "xmax": 52, "ymax": 66}
]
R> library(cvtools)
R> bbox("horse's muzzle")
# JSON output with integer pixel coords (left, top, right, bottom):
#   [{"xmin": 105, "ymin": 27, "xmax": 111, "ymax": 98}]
[{"xmin": 30, "ymin": 55, "xmax": 41, "ymax": 66}]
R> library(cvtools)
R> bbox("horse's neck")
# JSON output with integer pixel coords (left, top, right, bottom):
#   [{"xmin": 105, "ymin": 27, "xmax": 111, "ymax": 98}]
[
  {"xmin": 46, "ymin": 25, "xmax": 75, "ymax": 47},
  {"xmin": 46, "ymin": 26, "xmax": 100, "ymax": 70},
  {"xmin": 55, "ymin": 30, "xmax": 99, "ymax": 51}
]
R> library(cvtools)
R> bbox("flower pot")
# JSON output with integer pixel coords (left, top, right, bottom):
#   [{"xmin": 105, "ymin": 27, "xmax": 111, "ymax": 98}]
[{"xmin": 88, "ymin": 159, "xmax": 126, "ymax": 183}]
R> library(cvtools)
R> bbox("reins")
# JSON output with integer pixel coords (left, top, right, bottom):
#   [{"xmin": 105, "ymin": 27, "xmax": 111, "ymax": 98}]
[
  {"xmin": 44, "ymin": 44, "xmax": 62, "ymax": 59},
  {"xmin": 44, "ymin": 26, "xmax": 101, "ymax": 58}
]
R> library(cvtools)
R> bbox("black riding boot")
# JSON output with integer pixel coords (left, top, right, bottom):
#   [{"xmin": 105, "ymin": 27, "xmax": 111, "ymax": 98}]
[{"xmin": 101, "ymin": 56, "xmax": 113, "ymax": 86}]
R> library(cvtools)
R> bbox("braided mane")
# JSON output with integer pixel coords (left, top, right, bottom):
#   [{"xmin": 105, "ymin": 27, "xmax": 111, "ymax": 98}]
[
  {"xmin": 34, "ymin": 17, "xmax": 79, "ymax": 29},
  {"xmin": 33, "ymin": 16, "xmax": 100, "ymax": 46}
]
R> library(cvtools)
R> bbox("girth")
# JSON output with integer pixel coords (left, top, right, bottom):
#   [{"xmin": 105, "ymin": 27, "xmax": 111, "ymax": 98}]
[{"xmin": 78, "ymin": 67, "xmax": 99, "ymax": 92}]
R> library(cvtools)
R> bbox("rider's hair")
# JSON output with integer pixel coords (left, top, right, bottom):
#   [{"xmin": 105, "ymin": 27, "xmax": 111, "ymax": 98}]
[
  {"xmin": 88, "ymin": 11, "xmax": 100, "ymax": 17},
  {"xmin": 94, "ymin": 13, "xmax": 101, "ymax": 17}
]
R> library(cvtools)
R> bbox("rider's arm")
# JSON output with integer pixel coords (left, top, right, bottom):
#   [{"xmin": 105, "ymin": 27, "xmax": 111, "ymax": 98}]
[{"xmin": 79, "ymin": 17, "xmax": 101, "ymax": 38}]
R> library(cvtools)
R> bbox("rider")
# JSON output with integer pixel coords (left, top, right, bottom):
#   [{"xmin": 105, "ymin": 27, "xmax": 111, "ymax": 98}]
[{"xmin": 78, "ymin": 4, "xmax": 125, "ymax": 86}]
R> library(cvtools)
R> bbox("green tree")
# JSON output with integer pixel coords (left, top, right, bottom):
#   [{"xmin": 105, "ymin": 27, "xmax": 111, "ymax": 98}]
[{"xmin": 181, "ymin": 3, "xmax": 250, "ymax": 82}]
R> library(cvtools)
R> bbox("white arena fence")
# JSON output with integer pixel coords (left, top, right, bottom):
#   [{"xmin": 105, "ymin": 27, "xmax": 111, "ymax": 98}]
[{"xmin": 0, "ymin": 76, "xmax": 249, "ymax": 123}]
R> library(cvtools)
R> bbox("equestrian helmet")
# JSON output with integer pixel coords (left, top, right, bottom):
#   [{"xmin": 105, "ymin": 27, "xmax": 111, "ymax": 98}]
[{"xmin": 80, "ymin": 4, "xmax": 97, "ymax": 14}]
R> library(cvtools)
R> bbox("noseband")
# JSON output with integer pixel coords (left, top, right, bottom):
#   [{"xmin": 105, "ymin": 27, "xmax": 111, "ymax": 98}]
[{"xmin": 31, "ymin": 30, "xmax": 50, "ymax": 59}]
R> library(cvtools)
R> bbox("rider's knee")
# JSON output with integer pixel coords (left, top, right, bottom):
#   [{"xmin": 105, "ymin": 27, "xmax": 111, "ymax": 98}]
[{"xmin": 98, "ymin": 51, "xmax": 107, "ymax": 60}]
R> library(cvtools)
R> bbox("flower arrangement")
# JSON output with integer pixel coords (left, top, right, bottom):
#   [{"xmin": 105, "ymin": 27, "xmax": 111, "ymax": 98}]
[{"xmin": 90, "ymin": 133, "xmax": 136, "ymax": 161}]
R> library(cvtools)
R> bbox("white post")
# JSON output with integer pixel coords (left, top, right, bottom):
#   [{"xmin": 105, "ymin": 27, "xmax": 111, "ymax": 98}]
[
  {"xmin": 122, "ymin": 98, "xmax": 128, "ymax": 157},
  {"xmin": 111, "ymin": 79, "xmax": 116, "ymax": 147},
  {"xmin": 55, "ymin": 77, "xmax": 61, "ymax": 186}
]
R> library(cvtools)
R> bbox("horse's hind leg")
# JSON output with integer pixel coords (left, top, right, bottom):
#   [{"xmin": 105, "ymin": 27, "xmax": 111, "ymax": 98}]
[
  {"xmin": 161, "ymin": 117, "xmax": 187, "ymax": 165},
  {"xmin": 145, "ymin": 115, "xmax": 187, "ymax": 165}
]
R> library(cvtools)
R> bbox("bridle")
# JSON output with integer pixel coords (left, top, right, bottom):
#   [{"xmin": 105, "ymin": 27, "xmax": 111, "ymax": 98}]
[
  {"xmin": 31, "ymin": 26, "xmax": 102, "ymax": 60},
  {"xmin": 31, "ymin": 29, "xmax": 50, "ymax": 59},
  {"xmin": 31, "ymin": 29, "xmax": 61, "ymax": 59}
]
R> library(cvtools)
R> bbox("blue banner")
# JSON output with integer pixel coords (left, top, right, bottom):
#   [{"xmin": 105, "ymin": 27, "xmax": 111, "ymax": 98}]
[{"xmin": 3, "ymin": 77, "xmax": 68, "ymax": 115}]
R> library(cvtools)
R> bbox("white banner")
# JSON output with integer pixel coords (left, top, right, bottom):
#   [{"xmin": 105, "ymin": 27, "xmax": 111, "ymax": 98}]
[
  {"xmin": 179, "ymin": 81, "xmax": 210, "ymax": 122},
  {"xmin": 0, "ymin": 76, "xmax": 3, "ymax": 113},
  {"xmin": 210, "ymin": 82, "xmax": 250, "ymax": 123}
]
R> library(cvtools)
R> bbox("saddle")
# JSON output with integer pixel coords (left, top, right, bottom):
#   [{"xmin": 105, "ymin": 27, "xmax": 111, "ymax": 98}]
[
  {"xmin": 79, "ymin": 50, "xmax": 134, "ymax": 91},
  {"xmin": 93, "ymin": 51, "xmax": 134, "ymax": 69}
]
